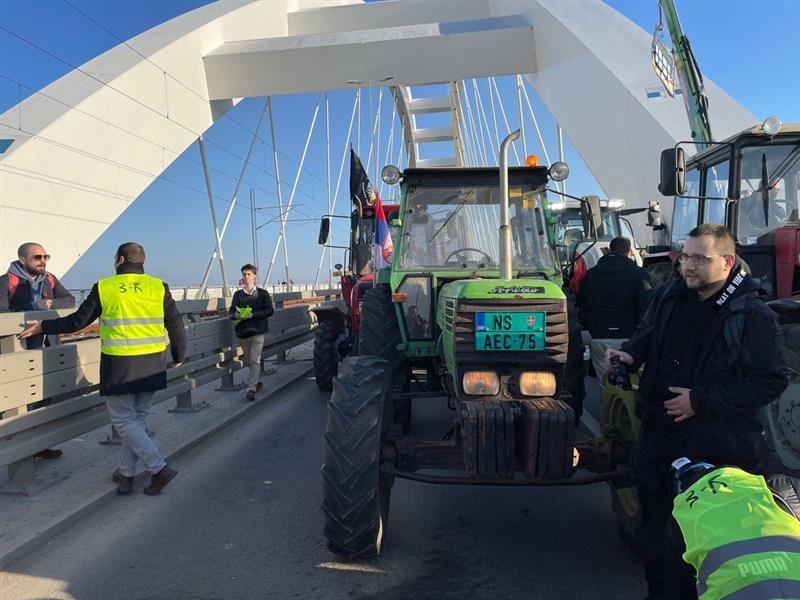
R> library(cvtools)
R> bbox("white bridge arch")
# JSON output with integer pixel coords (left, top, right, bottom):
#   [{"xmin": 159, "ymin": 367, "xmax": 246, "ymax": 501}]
[{"xmin": 0, "ymin": 0, "xmax": 755, "ymax": 277}]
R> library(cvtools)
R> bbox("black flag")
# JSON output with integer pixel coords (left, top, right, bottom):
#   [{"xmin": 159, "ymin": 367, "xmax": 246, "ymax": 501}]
[{"xmin": 350, "ymin": 148, "xmax": 377, "ymax": 210}]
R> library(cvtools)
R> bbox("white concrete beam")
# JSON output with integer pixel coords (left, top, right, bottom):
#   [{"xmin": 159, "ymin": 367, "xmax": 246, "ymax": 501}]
[{"xmin": 203, "ymin": 16, "xmax": 536, "ymax": 99}]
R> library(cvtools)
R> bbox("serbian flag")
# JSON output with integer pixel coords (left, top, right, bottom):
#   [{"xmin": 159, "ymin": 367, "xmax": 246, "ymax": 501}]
[{"xmin": 350, "ymin": 149, "xmax": 393, "ymax": 268}]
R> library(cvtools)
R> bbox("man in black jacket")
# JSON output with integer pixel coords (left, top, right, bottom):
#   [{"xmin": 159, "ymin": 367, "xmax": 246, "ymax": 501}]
[
  {"xmin": 20, "ymin": 243, "xmax": 187, "ymax": 495},
  {"xmin": 606, "ymin": 224, "xmax": 787, "ymax": 599},
  {"xmin": 229, "ymin": 264, "xmax": 274, "ymax": 401},
  {"xmin": 577, "ymin": 236, "xmax": 651, "ymax": 338}
]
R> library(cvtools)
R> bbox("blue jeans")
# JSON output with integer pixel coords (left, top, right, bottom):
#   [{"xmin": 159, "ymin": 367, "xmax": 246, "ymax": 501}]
[{"xmin": 105, "ymin": 392, "xmax": 166, "ymax": 476}]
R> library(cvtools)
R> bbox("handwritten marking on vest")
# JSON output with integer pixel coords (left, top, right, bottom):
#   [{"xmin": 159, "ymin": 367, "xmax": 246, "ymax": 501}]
[{"xmin": 118, "ymin": 282, "xmax": 143, "ymax": 294}]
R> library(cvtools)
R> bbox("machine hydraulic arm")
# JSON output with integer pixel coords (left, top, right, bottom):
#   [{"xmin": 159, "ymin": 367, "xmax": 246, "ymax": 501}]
[{"xmin": 657, "ymin": 0, "xmax": 713, "ymax": 148}]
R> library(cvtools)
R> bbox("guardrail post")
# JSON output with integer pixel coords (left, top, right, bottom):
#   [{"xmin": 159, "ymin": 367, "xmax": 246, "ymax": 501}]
[
  {"xmin": 168, "ymin": 389, "xmax": 208, "ymax": 413},
  {"xmin": 100, "ymin": 424, "xmax": 122, "ymax": 446},
  {"xmin": 216, "ymin": 368, "xmax": 244, "ymax": 392},
  {"xmin": 2, "ymin": 457, "xmax": 35, "ymax": 495}
]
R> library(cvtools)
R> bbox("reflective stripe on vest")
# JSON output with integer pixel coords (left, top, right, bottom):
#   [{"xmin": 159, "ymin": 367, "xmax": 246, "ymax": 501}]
[
  {"xmin": 672, "ymin": 467, "xmax": 800, "ymax": 599},
  {"xmin": 722, "ymin": 579, "xmax": 800, "ymax": 599},
  {"xmin": 98, "ymin": 274, "xmax": 166, "ymax": 356}
]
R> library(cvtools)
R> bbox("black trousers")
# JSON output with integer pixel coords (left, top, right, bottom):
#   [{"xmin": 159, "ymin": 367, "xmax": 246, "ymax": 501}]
[
  {"xmin": 634, "ymin": 423, "xmax": 765, "ymax": 599},
  {"xmin": 634, "ymin": 427, "xmax": 697, "ymax": 600}
]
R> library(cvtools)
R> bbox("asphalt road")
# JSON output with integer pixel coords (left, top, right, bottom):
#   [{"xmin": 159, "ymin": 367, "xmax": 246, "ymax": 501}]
[{"xmin": 1, "ymin": 375, "xmax": 645, "ymax": 600}]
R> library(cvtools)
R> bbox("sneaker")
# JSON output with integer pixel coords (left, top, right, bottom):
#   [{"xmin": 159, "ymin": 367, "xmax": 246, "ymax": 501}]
[
  {"xmin": 246, "ymin": 389, "xmax": 256, "ymax": 401},
  {"xmin": 256, "ymin": 381, "xmax": 264, "ymax": 391},
  {"xmin": 34, "ymin": 448, "xmax": 63, "ymax": 460},
  {"xmin": 143, "ymin": 466, "xmax": 178, "ymax": 496},
  {"xmin": 116, "ymin": 475, "xmax": 134, "ymax": 495}
]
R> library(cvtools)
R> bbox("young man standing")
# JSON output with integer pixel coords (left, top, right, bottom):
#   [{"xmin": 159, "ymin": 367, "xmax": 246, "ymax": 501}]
[
  {"xmin": 20, "ymin": 242, "xmax": 186, "ymax": 495},
  {"xmin": 606, "ymin": 224, "xmax": 787, "ymax": 598},
  {"xmin": 229, "ymin": 264, "xmax": 274, "ymax": 401}
]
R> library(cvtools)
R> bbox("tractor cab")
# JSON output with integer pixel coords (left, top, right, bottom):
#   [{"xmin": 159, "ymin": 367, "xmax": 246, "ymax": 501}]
[{"xmin": 660, "ymin": 119, "xmax": 800, "ymax": 299}]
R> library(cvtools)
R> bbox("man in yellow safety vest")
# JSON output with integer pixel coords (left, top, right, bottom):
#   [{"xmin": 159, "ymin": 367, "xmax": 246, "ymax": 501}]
[
  {"xmin": 20, "ymin": 242, "xmax": 186, "ymax": 495},
  {"xmin": 671, "ymin": 458, "xmax": 800, "ymax": 599}
]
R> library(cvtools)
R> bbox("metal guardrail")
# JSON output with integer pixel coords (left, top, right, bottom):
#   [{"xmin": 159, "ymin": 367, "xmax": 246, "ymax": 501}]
[
  {"xmin": 0, "ymin": 289, "xmax": 342, "ymax": 489},
  {"xmin": 67, "ymin": 283, "xmax": 342, "ymax": 303}
]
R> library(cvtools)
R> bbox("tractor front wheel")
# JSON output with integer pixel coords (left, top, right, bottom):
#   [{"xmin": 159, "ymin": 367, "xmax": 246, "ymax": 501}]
[{"xmin": 322, "ymin": 355, "xmax": 393, "ymax": 559}]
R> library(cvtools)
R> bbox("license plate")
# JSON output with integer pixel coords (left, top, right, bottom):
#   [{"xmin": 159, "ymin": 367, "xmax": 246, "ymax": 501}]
[{"xmin": 475, "ymin": 311, "xmax": 546, "ymax": 351}]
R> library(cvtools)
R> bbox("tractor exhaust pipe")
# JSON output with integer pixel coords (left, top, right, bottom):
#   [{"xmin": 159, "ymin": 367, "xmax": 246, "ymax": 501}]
[{"xmin": 499, "ymin": 129, "xmax": 520, "ymax": 280}]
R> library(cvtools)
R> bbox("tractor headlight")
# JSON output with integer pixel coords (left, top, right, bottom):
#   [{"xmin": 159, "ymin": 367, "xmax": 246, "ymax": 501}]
[
  {"xmin": 762, "ymin": 116, "xmax": 783, "ymax": 136},
  {"xmin": 549, "ymin": 161, "xmax": 569, "ymax": 182},
  {"xmin": 381, "ymin": 165, "xmax": 401, "ymax": 185},
  {"xmin": 462, "ymin": 371, "xmax": 500, "ymax": 396},
  {"xmin": 519, "ymin": 371, "xmax": 557, "ymax": 397}
]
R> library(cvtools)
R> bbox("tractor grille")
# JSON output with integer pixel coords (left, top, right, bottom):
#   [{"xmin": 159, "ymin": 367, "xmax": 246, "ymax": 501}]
[{"xmin": 454, "ymin": 298, "xmax": 568, "ymax": 363}]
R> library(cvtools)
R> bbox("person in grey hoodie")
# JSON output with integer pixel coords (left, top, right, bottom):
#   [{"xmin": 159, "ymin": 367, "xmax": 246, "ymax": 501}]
[{"xmin": 0, "ymin": 242, "xmax": 75, "ymax": 349}]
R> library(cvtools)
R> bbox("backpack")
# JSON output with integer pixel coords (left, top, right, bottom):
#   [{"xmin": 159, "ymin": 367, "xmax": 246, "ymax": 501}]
[{"xmin": 7, "ymin": 272, "xmax": 56, "ymax": 299}]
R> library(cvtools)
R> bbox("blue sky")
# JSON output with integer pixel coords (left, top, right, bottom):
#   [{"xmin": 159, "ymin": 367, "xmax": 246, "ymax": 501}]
[{"xmin": 1, "ymin": 0, "xmax": 798, "ymax": 289}]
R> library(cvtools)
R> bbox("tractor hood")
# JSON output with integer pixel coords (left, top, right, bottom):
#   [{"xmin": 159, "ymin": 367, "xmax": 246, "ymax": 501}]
[{"xmin": 437, "ymin": 278, "xmax": 566, "ymax": 311}]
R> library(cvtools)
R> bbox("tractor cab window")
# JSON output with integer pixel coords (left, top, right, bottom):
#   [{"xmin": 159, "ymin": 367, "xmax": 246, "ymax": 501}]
[
  {"xmin": 737, "ymin": 142, "xmax": 800, "ymax": 244},
  {"xmin": 703, "ymin": 159, "xmax": 729, "ymax": 224},
  {"xmin": 399, "ymin": 185, "xmax": 555, "ymax": 272},
  {"xmin": 350, "ymin": 210, "xmax": 376, "ymax": 275},
  {"xmin": 672, "ymin": 167, "xmax": 701, "ymax": 243}
]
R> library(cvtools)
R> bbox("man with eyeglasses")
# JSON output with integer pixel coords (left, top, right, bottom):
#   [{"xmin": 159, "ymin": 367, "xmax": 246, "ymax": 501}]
[
  {"xmin": 1, "ymin": 242, "xmax": 75, "ymax": 349},
  {"xmin": 605, "ymin": 223, "xmax": 787, "ymax": 599},
  {"xmin": 1, "ymin": 242, "xmax": 76, "ymax": 460}
]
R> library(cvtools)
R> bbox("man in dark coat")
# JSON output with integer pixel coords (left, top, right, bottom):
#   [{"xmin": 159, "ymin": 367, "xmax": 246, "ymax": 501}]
[
  {"xmin": 20, "ymin": 242, "xmax": 186, "ymax": 495},
  {"xmin": 606, "ymin": 224, "xmax": 787, "ymax": 599},
  {"xmin": 577, "ymin": 236, "xmax": 651, "ymax": 338}
]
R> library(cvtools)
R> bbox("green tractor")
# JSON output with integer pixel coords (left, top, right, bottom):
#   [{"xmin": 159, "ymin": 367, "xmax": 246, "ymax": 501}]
[{"xmin": 321, "ymin": 132, "xmax": 627, "ymax": 558}]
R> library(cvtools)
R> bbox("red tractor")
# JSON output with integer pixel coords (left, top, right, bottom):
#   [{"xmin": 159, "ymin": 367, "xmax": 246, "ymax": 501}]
[{"xmin": 312, "ymin": 200, "xmax": 399, "ymax": 390}]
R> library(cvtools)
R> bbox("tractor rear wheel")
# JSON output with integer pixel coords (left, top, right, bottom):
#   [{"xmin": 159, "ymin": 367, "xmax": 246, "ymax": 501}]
[
  {"xmin": 322, "ymin": 355, "xmax": 393, "ymax": 559},
  {"xmin": 313, "ymin": 320, "xmax": 341, "ymax": 391}
]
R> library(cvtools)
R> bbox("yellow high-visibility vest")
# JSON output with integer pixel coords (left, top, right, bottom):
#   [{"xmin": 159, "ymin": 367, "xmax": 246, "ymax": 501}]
[
  {"xmin": 97, "ymin": 274, "xmax": 166, "ymax": 356},
  {"xmin": 673, "ymin": 467, "xmax": 800, "ymax": 599}
]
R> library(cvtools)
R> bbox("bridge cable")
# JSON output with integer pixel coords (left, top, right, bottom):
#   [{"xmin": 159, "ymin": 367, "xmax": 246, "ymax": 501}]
[
  {"xmin": 470, "ymin": 79, "xmax": 491, "ymax": 166},
  {"xmin": 313, "ymin": 90, "xmax": 359, "ymax": 284},
  {"xmin": 473, "ymin": 79, "xmax": 497, "ymax": 166},
  {"xmin": 489, "ymin": 77, "xmax": 521, "ymax": 165},
  {"xmin": 264, "ymin": 93, "xmax": 323, "ymax": 286},
  {"xmin": 515, "ymin": 74, "xmax": 529, "ymax": 158},
  {"xmin": 197, "ymin": 98, "xmax": 268, "ymax": 297}
]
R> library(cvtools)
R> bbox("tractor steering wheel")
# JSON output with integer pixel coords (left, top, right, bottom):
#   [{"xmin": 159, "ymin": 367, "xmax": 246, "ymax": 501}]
[{"xmin": 445, "ymin": 247, "xmax": 493, "ymax": 266}]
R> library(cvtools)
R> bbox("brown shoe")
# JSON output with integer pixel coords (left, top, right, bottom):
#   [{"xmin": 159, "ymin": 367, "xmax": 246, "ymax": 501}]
[
  {"xmin": 143, "ymin": 466, "xmax": 178, "ymax": 496},
  {"xmin": 246, "ymin": 389, "xmax": 256, "ymax": 401},
  {"xmin": 34, "ymin": 448, "xmax": 63, "ymax": 460}
]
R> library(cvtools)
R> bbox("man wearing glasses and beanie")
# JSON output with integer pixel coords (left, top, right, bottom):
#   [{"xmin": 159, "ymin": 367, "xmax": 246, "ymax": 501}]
[{"xmin": 605, "ymin": 223, "xmax": 787, "ymax": 599}]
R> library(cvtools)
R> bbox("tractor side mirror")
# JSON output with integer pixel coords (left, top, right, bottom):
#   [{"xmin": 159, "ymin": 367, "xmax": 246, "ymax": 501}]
[
  {"xmin": 658, "ymin": 147, "xmax": 686, "ymax": 197},
  {"xmin": 318, "ymin": 217, "xmax": 331, "ymax": 245},
  {"xmin": 581, "ymin": 195, "xmax": 603, "ymax": 239}
]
